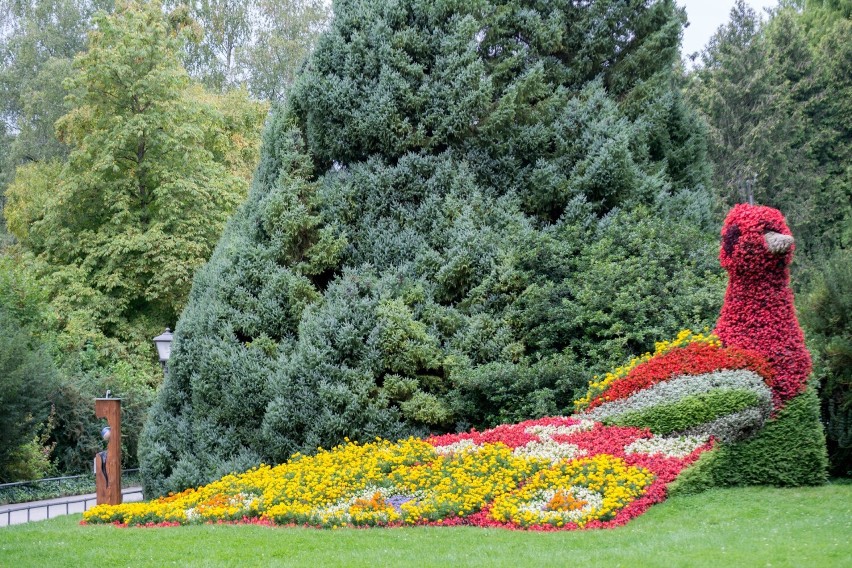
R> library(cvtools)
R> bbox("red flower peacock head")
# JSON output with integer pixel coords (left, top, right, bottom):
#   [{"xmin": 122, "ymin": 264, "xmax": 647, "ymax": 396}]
[{"xmin": 719, "ymin": 204, "xmax": 794, "ymax": 274}]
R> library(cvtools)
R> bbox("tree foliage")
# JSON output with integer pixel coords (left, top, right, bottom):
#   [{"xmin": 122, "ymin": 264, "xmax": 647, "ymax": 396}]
[
  {"xmin": 688, "ymin": 0, "xmax": 851, "ymax": 271},
  {"xmin": 0, "ymin": 0, "xmax": 114, "ymax": 236},
  {"xmin": 164, "ymin": 0, "xmax": 330, "ymax": 98},
  {"xmin": 0, "ymin": 0, "xmax": 323, "ymax": 244},
  {"xmin": 1, "ymin": 1, "xmax": 267, "ymax": 474},
  {"xmin": 688, "ymin": 0, "xmax": 851, "ymax": 475},
  {"xmin": 140, "ymin": 0, "xmax": 723, "ymax": 496},
  {"xmin": 0, "ymin": 304, "xmax": 59, "ymax": 482},
  {"xmin": 5, "ymin": 0, "xmax": 267, "ymax": 345},
  {"xmin": 802, "ymin": 250, "xmax": 852, "ymax": 476}
]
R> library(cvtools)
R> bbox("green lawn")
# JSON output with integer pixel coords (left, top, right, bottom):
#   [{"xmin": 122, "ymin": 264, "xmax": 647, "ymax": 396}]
[{"xmin": 2, "ymin": 483, "xmax": 849, "ymax": 567}]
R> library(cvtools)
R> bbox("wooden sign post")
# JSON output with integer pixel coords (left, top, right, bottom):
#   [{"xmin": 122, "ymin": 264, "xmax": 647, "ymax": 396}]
[{"xmin": 95, "ymin": 398, "xmax": 122, "ymax": 505}]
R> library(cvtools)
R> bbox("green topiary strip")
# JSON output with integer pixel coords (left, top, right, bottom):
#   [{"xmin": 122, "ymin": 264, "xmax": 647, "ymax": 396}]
[
  {"xmin": 670, "ymin": 384, "xmax": 828, "ymax": 492},
  {"xmin": 605, "ymin": 389, "xmax": 760, "ymax": 435}
]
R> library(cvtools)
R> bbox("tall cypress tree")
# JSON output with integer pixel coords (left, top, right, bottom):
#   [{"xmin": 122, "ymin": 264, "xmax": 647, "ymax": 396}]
[{"xmin": 140, "ymin": 0, "xmax": 722, "ymax": 496}]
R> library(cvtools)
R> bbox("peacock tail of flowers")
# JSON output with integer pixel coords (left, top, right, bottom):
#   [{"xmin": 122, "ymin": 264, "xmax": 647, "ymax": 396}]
[
  {"xmin": 84, "ymin": 205, "xmax": 814, "ymax": 532},
  {"xmin": 573, "ymin": 329, "xmax": 723, "ymax": 413},
  {"xmin": 83, "ymin": 417, "xmax": 712, "ymax": 530}
]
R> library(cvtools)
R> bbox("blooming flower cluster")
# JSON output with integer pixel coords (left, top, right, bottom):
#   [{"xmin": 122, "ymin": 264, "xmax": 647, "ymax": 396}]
[
  {"xmin": 581, "ymin": 370, "xmax": 771, "ymax": 422},
  {"xmin": 573, "ymin": 330, "xmax": 721, "ymax": 412},
  {"xmin": 83, "ymin": 417, "xmax": 711, "ymax": 530},
  {"xmin": 570, "ymin": 326, "xmax": 779, "ymax": 446},
  {"xmin": 624, "ymin": 435, "xmax": 710, "ymax": 458},
  {"xmin": 580, "ymin": 341, "xmax": 774, "ymax": 412},
  {"xmin": 489, "ymin": 454, "xmax": 653, "ymax": 528},
  {"xmin": 579, "ymin": 370, "xmax": 773, "ymax": 442}
]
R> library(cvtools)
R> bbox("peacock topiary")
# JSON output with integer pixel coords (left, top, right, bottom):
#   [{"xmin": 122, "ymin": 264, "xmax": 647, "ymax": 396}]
[{"xmin": 85, "ymin": 204, "xmax": 827, "ymax": 530}]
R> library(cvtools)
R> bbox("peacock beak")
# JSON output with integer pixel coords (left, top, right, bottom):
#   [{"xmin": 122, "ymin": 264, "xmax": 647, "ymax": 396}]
[{"xmin": 764, "ymin": 231, "xmax": 794, "ymax": 254}]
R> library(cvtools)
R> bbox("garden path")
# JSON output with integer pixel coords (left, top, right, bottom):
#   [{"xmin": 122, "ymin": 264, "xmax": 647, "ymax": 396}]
[{"xmin": 0, "ymin": 487, "xmax": 143, "ymax": 527}]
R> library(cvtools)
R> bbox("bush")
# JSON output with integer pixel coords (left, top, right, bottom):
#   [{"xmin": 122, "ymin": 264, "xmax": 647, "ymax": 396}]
[
  {"xmin": 0, "ymin": 307, "xmax": 59, "ymax": 482},
  {"xmin": 801, "ymin": 250, "xmax": 852, "ymax": 476},
  {"xmin": 606, "ymin": 390, "xmax": 762, "ymax": 435},
  {"xmin": 672, "ymin": 384, "xmax": 828, "ymax": 489}
]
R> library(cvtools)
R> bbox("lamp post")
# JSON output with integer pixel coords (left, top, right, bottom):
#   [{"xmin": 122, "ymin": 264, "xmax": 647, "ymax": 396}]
[{"xmin": 153, "ymin": 327, "xmax": 173, "ymax": 375}]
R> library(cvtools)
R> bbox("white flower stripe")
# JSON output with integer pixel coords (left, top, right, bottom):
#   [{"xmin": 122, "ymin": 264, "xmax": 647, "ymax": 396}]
[
  {"xmin": 510, "ymin": 421, "xmax": 595, "ymax": 463},
  {"xmin": 434, "ymin": 438, "xmax": 482, "ymax": 455},
  {"xmin": 624, "ymin": 434, "xmax": 710, "ymax": 458},
  {"xmin": 524, "ymin": 421, "xmax": 596, "ymax": 440},
  {"xmin": 513, "ymin": 440, "xmax": 587, "ymax": 463},
  {"xmin": 579, "ymin": 370, "xmax": 772, "ymax": 422}
]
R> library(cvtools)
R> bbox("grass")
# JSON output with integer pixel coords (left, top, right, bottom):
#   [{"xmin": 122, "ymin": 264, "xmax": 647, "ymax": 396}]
[{"xmin": 2, "ymin": 482, "xmax": 850, "ymax": 567}]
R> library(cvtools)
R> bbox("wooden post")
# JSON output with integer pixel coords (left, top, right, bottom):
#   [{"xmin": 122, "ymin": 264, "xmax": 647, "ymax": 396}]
[{"xmin": 95, "ymin": 398, "xmax": 122, "ymax": 505}]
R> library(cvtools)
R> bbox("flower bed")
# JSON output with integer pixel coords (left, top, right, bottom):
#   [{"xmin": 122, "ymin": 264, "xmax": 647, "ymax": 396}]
[
  {"xmin": 83, "ymin": 416, "xmax": 712, "ymax": 530},
  {"xmin": 573, "ymin": 330, "xmax": 723, "ymax": 412},
  {"xmin": 580, "ymin": 341, "xmax": 774, "ymax": 412},
  {"xmin": 82, "ymin": 319, "xmax": 799, "ymax": 531}
]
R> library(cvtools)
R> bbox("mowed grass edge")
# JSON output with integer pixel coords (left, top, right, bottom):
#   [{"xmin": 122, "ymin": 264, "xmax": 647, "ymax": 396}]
[{"xmin": 1, "ymin": 483, "xmax": 849, "ymax": 567}]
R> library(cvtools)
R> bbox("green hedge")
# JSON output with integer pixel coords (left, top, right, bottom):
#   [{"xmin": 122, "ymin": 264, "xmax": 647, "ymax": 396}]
[
  {"xmin": 605, "ymin": 389, "xmax": 760, "ymax": 435},
  {"xmin": 670, "ymin": 384, "xmax": 828, "ymax": 494}
]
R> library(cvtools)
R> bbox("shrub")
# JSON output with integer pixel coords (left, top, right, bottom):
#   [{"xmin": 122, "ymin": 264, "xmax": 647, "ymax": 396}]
[
  {"xmin": 672, "ymin": 384, "xmax": 828, "ymax": 489},
  {"xmin": 801, "ymin": 249, "xmax": 852, "ymax": 476},
  {"xmin": 0, "ymin": 307, "xmax": 59, "ymax": 482}
]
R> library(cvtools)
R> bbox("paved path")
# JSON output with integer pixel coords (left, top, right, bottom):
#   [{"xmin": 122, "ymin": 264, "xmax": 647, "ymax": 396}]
[{"xmin": 0, "ymin": 487, "xmax": 143, "ymax": 527}]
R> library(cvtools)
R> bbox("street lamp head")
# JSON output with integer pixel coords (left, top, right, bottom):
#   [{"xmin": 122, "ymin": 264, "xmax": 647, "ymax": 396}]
[{"xmin": 153, "ymin": 327, "xmax": 174, "ymax": 363}]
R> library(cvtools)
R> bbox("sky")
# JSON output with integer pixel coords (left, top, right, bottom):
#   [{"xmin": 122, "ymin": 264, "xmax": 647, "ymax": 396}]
[{"xmin": 679, "ymin": 0, "xmax": 779, "ymax": 57}]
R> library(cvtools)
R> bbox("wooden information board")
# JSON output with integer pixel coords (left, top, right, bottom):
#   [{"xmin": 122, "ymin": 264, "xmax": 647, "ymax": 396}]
[{"xmin": 94, "ymin": 398, "xmax": 122, "ymax": 505}]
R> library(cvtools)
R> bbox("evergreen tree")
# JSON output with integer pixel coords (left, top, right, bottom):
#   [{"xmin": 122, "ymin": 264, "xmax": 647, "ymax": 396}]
[
  {"xmin": 688, "ymin": 0, "xmax": 851, "ymax": 474},
  {"xmin": 688, "ymin": 0, "xmax": 851, "ymax": 272},
  {"xmin": 140, "ymin": 0, "xmax": 722, "ymax": 496},
  {"xmin": 802, "ymin": 250, "xmax": 852, "ymax": 476}
]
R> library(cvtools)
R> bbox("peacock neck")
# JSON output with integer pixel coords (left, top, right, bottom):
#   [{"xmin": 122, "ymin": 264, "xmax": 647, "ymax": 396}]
[
  {"xmin": 716, "ymin": 266, "xmax": 798, "ymax": 355},
  {"xmin": 725, "ymin": 267, "xmax": 789, "ymax": 298}
]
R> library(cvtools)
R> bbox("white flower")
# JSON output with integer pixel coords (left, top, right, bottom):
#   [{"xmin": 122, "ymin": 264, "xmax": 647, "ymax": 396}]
[
  {"xmin": 512, "ymin": 420, "xmax": 595, "ymax": 463},
  {"xmin": 517, "ymin": 486, "xmax": 604, "ymax": 524},
  {"xmin": 513, "ymin": 440, "xmax": 586, "ymax": 463},
  {"xmin": 580, "ymin": 370, "xmax": 771, "ymax": 423},
  {"xmin": 624, "ymin": 434, "xmax": 710, "ymax": 458},
  {"xmin": 525, "ymin": 420, "xmax": 595, "ymax": 441},
  {"xmin": 434, "ymin": 438, "xmax": 482, "ymax": 455}
]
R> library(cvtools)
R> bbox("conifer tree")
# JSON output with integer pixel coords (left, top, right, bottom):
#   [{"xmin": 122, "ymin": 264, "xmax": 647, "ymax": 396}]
[
  {"xmin": 140, "ymin": 0, "xmax": 722, "ymax": 496},
  {"xmin": 687, "ymin": 1, "xmax": 851, "ymax": 474}
]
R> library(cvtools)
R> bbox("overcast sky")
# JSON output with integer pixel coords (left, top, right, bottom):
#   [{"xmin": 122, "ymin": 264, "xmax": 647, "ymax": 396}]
[{"xmin": 679, "ymin": 0, "xmax": 779, "ymax": 57}]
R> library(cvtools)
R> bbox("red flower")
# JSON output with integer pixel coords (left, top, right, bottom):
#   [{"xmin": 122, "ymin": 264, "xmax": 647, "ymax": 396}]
[{"xmin": 588, "ymin": 343, "xmax": 774, "ymax": 409}]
